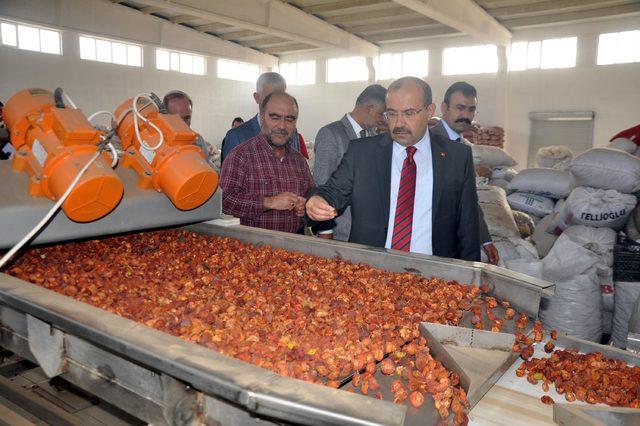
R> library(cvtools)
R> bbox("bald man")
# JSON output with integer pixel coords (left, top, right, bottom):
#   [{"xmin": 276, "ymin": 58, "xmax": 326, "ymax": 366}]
[{"xmin": 306, "ymin": 77, "xmax": 480, "ymax": 261}]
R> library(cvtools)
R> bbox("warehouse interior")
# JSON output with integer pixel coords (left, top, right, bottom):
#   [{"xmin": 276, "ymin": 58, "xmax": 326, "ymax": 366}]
[{"xmin": 0, "ymin": 0, "xmax": 640, "ymax": 425}]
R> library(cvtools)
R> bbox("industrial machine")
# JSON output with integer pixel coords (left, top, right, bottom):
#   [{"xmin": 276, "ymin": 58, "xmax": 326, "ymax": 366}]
[
  {"xmin": 2, "ymin": 88, "xmax": 123, "ymax": 223},
  {"xmin": 113, "ymin": 93, "xmax": 218, "ymax": 211},
  {"xmin": 0, "ymin": 88, "xmax": 639, "ymax": 426}
]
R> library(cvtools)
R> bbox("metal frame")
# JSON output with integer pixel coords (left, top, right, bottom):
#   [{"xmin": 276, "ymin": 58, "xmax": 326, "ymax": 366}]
[{"xmin": 0, "ymin": 223, "xmax": 554, "ymax": 425}]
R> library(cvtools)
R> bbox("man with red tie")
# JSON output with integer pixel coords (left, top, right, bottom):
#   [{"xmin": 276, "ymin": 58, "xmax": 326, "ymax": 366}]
[{"xmin": 306, "ymin": 77, "xmax": 480, "ymax": 261}]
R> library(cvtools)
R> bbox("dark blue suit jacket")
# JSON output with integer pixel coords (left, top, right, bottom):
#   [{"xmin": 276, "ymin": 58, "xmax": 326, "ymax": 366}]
[{"xmin": 221, "ymin": 115, "xmax": 260, "ymax": 164}]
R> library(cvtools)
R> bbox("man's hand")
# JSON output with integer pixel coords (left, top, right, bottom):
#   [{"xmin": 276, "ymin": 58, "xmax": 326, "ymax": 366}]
[
  {"xmin": 294, "ymin": 196, "xmax": 306, "ymax": 217},
  {"xmin": 306, "ymin": 195, "xmax": 337, "ymax": 221},
  {"xmin": 264, "ymin": 192, "xmax": 301, "ymax": 211},
  {"xmin": 483, "ymin": 243, "xmax": 500, "ymax": 265}
]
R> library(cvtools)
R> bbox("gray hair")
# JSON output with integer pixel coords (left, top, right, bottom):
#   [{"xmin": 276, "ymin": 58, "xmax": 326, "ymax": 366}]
[{"xmin": 256, "ymin": 72, "xmax": 286, "ymax": 94}]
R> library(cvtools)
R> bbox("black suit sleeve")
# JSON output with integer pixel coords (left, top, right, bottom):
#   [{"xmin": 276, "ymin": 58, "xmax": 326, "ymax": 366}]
[
  {"xmin": 313, "ymin": 141, "xmax": 356, "ymax": 215},
  {"xmin": 457, "ymin": 148, "xmax": 481, "ymax": 261}
]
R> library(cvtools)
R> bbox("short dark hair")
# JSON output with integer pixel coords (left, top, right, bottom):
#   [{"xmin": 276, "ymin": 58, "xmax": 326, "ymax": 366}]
[
  {"xmin": 163, "ymin": 90, "xmax": 192, "ymax": 108},
  {"xmin": 388, "ymin": 77, "xmax": 432, "ymax": 106},
  {"xmin": 444, "ymin": 82, "xmax": 477, "ymax": 105},
  {"xmin": 232, "ymin": 117, "xmax": 244, "ymax": 124},
  {"xmin": 260, "ymin": 92, "xmax": 298, "ymax": 113},
  {"xmin": 355, "ymin": 84, "xmax": 387, "ymax": 107}
]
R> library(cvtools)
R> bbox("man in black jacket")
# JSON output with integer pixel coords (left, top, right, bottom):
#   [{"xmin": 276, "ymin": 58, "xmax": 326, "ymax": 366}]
[{"xmin": 306, "ymin": 77, "xmax": 480, "ymax": 261}]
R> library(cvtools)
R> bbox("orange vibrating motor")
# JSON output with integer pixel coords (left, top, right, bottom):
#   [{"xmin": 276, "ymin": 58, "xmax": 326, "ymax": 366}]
[
  {"xmin": 113, "ymin": 94, "xmax": 218, "ymax": 211},
  {"xmin": 3, "ymin": 89, "xmax": 124, "ymax": 222}
]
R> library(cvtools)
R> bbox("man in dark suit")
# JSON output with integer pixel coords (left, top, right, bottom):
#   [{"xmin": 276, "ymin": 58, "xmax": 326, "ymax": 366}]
[
  {"xmin": 431, "ymin": 81, "xmax": 499, "ymax": 265},
  {"xmin": 306, "ymin": 77, "xmax": 480, "ymax": 261},
  {"xmin": 312, "ymin": 84, "xmax": 387, "ymax": 241},
  {"xmin": 221, "ymin": 72, "xmax": 306, "ymax": 164}
]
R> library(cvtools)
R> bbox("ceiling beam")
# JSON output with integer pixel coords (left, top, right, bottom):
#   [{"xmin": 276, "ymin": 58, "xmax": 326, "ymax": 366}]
[
  {"xmin": 102, "ymin": 0, "xmax": 277, "ymax": 67},
  {"xmin": 261, "ymin": 43, "xmax": 321, "ymax": 55},
  {"xmin": 501, "ymin": 2, "xmax": 640, "ymax": 28},
  {"xmin": 193, "ymin": 23, "xmax": 231, "ymax": 33},
  {"xmin": 364, "ymin": 25, "xmax": 458, "ymax": 43},
  {"xmin": 391, "ymin": 0, "xmax": 512, "ymax": 45},
  {"xmin": 491, "ymin": 0, "xmax": 635, "ymax": 19},
  {"xmin": 241, "ymin": 36, "xmax": 289, "ymax": 48},
  {"xmin": 123, "ymin": 0, "xmax": 379, "ymax": 57},
  {"xmin": 325, "ymin": 6, "xmax": 416, "ymax": 24},
  {"xmin": 303, "ymin": 0, "xmax": 390, "ymax": 14},
  {"xmin": 170, "ymin": 14, "xmax": 197, "ymax": 24},
  {"xmin": 140, "ymin": 6, "xmax": 163, "ymax": 14},
  {"xmin": 219, "ymin": 30, "xmax": 263, "ymax": 41},
  {"xmin": 346, "ymin": 17, "xmax": 435, "ymax": 34}
]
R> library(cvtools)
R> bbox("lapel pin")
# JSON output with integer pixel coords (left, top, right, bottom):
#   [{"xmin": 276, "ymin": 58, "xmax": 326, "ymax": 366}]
[{"xmin": 440, "ymin": 152, "xmax": 447, "ymax": 158}]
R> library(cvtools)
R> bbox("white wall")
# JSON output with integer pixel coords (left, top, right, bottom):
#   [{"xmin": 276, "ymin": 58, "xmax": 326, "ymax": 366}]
[
  {"xmin": 0, "ymin": 0, "xmax": 276, "ymax": 148},
  {"xmin": 283, "ymin": 16, "xmax": 640, "ymax": 168},
  {"xmin": 1, "ymin": 0, "xmax": 638, "ymax": 164}
]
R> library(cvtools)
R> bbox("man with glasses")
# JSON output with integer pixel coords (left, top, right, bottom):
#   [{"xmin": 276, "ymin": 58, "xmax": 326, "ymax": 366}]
[
  {"xmin": 431, "ymin": 81, "xmax": 499, "ymax": 265},
  {"xmin": 306, "ymin": 77, "xmax": 480, "ymax": 261}
]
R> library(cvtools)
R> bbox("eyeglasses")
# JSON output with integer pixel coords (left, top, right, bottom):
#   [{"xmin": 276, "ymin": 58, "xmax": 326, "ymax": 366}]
[{"xmin": 383, "ymin": 107, "xmax": 426, "ymax": 121}]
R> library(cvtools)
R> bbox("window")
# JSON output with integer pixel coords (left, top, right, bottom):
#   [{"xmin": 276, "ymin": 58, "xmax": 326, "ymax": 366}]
[
  {"xmin": 327, "ymin": 56, "xmax": 368, "ymax": 83},
  {"xmin": 509, "ymin": 37, "xmax": 577, "ymax": 71},
  {"xmin": 0, "ymin": 20, "xmax": 61, "ymax": 55},
  {"xmin": 442, "ymin": 45, "xmax": 497, "ymax": 75},
  {"xmin": 79, "ymin": 35, "xmax": 142, "ymax": 67},
  {"xmin": 217, "ymin": 58, "xmax": 261, "ymax": 83},
  {"xmin": 597, "ymin": 30, "xmax": 640, "ymax": 65},
  {"xmin": 374, "ymin": 50, "xmax": 429, "ymax": 80},
  {"xmin": 277, "ymin": 60, "xmax": 316, "ymax": 85},
  {"xmin": 156, "ymin": 48, "xmax": 206, "ymax": 75}
]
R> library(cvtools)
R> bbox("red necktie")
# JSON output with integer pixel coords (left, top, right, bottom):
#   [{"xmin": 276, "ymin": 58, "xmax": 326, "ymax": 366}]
[{"xmin": 391, "ymin": 146, "xmax": 417, "ymax": 252}]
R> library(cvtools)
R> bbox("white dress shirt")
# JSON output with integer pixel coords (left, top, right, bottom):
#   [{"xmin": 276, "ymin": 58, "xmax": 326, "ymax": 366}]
[
  {"xmin": 346, "ymin": 113, "xmax": 364, "ymax": 138},
  {"xmin": 384, "ymin": 131, "xmax": 434, "ymax": 255},
  {"xmin": 440, "ymin": 119, "xmax": 461, "ymax": 141}
]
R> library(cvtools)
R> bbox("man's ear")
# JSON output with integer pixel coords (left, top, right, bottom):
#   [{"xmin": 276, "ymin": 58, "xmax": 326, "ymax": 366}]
[
  {"xmin": 427, "ymin": 103, "xmax": 437, "ymax": 119},
  {"xmin": 253, "ymin": 92, "xmax": 260, "ymax": 105},
  {"xmin": 440, "ymin": 102, "xmax": 447, "ymax": 116}
]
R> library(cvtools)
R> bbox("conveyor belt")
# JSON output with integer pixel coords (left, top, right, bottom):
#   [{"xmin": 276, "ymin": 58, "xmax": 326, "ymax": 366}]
[{"xmin": 0, "ymin": 223, "xmax": 555, "ymax": 425}]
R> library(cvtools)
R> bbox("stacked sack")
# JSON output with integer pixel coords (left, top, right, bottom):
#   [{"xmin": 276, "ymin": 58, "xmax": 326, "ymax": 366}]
[
  {"xmin": 476, "ymin": 186, "xmax": 538, "ymax": 269},
  {"xmin": 471, "ymin": 144, "xmax": 518, "ymax": 192},
  {"xmin": 462, "ymin": 123, "xmax": 506, "ymax": 149},
  {"xmin": 506, "ymin": 167, "xmax": 574, "ymax": 227},
  {"xmin": 530, "ymin": 147, "xmax": 640, "ymax": 343}
]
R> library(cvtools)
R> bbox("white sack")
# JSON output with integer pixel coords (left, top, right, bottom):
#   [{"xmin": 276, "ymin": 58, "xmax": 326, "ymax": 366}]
[
  {"xmin": 536, "ymin": 145, "xmax": 573, "ymax": 168},
  {"xmin": 504, "ymin": 259, "xmax": 543, "ymax": 279},
  {"xmin": 531, "ymin": 214, "xmax": 559, "ymax": 257},
  {"xmin": 560, "ymin": 187, "xmax": 637, "ymax": 230},
  {"xmin": 507, "ymin": 192, "xmax": 555, "ymax": 217},
  {"xmin": 540, "ymin": 271, "xmax": 603, "ymax": 342},
  {"xmin": 608, "ymin": 138, "xmax": 638, "ymax": 154},
  {"xmin": 508, "ymin": 168, "xmax": 573, "ymax": 199},
  {"xmin": 554, "ymin": 198, "xmax": 566, "ymax": 213},
  {"xmin": 569, "ymin": 148, "xmax": 640, "ymax": 193},
  {"xmin": 493, "ymin": 237, "xmax": 539, "ymax": 266},
  {"xmin": 472, "ymin": 145, "xmax": 517, "ymax": 167},
  {"xmin": 562, "ymin": 225, "xmax": 617, "ymax": 267},
  {"xmin": 492, "ymin": 167, "xmax": 518, "ymax": 181},
  {"xmin": 488, "ymin": 178, "xmax": 510, "ymax": 192},
  {"xmin": 611, "ymin": 281, "xmax": 640, "ymax": 349},
  {"xmin": 542, "ymin": 234, "xmax": 603, "ymax": 281},
  {"xmin": 477, "ymin": 186, "xmax": 520, "ymax": 238}
]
